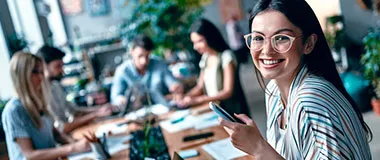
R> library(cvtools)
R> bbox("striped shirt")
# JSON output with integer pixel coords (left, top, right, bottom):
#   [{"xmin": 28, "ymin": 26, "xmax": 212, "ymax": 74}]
[{"xmin": 265, "ymin": 66, "xmax": 371, "ymax": 160}]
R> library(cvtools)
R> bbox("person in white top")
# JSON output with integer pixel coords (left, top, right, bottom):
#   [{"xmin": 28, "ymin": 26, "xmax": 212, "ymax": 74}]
[{"xmin": 177, "ymin": 18, "xmax": 250, "ymax": 116}]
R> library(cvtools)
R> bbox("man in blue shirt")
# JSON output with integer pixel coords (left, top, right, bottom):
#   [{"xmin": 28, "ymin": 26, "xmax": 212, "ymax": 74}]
[{"xmin": 111, "ymin": 35, "xmax": 183, "ymax": 107}]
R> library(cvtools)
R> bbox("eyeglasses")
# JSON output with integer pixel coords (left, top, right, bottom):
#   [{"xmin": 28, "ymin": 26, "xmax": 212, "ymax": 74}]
[{"xmin": 243, "ymin": 33, "xmax": 302, "ymax": 53}]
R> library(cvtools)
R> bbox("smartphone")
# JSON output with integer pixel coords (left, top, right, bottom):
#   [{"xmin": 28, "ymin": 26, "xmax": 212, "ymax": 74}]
[{"xmin": 209, "ymin": 102, "xmax": 245, "ymax": 124}]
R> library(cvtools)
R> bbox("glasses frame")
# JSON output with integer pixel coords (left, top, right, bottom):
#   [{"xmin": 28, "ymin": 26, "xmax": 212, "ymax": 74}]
[{"xmin": 243, "ymin": 33, "xmax": 301, "ymax": 54}]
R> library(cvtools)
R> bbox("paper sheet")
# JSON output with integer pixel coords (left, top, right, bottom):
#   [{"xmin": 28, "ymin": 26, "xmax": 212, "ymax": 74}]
[
  {"xmin": 159, "ymin": 115, "xmax": 195, "ymax": 133},
  {"xmin": 124, "ymin": 104, "xmax": 170, "ymax": 120},
  {"xmin": 193, "ymin": 112, "xmax": 219, "ymax": 130},
  {"xmin": 160, "ymin": 111, "xmax": 220, "ymax": 133},
  {"xmin": 68, "ymin": 135, "xmax": 132, "ymax": 160},
  {"xmin": 202, "ymin": 138, "xmax": 247, "ymax": 160}
]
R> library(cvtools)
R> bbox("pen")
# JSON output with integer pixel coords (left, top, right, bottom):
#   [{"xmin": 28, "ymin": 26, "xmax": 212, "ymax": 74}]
[
  {"xmin": 116, "ymin": 121, "xmax": 131, "ymax": 126},
  {"xmin": 171, "ymin": 117, "xmax": 185, "ymax": 124}
]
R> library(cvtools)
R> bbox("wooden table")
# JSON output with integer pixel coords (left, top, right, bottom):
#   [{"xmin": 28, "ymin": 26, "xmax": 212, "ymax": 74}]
[{"xmin": 71, "ymin": 104, "xmax": 254, "ymax": 160}]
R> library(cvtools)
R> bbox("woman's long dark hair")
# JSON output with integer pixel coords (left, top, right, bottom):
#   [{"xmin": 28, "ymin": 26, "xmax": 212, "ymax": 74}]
[
  {"xmin": 190, "ymin": 18, "xmax": 230, "ymax": 53},
  {"xmin": 250, "ymin": 0, "xmax": 372, "ymax": 141}
]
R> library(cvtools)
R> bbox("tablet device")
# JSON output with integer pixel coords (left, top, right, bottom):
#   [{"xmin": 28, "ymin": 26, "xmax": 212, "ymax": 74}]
[{"xmin": 209, "ymin": 102, "xmax": 245, "ymax": 124}]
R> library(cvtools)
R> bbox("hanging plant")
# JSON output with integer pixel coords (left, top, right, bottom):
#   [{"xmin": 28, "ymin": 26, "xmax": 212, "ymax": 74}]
[
  {"xmin": 119, "ymin": 0, "xmax": 203, "ymax": 57},
  {"xmin": 8, "ymin": 33, "xmax": 28, "ymax": 55}
]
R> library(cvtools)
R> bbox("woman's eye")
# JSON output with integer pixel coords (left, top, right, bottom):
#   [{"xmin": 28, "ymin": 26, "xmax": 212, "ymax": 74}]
[
  {"xmin": 252, "ymin": 36, "xmax": 264, "ymax": 41},
  {"xmin": 275, "ymin": 36, "xmax": 290, "ymax": 41}
]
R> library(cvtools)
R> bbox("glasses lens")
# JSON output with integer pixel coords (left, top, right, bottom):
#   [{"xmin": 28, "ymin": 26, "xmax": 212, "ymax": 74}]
[
  {"xmin": 273, "ymin": 35, "xmax": 292, "ymax": 53},
  {"xmin": 246, "ymin": 34, "xmax": 264, "ymax": 51}
]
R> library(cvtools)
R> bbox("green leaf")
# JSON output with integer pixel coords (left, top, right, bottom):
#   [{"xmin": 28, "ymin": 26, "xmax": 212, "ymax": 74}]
[{"xmin": 361, "ymin": 28, "xmax": 380, "ymax": 91}]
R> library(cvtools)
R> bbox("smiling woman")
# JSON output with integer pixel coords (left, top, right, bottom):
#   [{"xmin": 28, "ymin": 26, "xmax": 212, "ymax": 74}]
[
  {"xmin": 219, "ymin": 0, "xmax": 372, "ymax": 159},
  {"xmin": 249, "ymin": 10, "xmax": 310, "ymax": 83}
]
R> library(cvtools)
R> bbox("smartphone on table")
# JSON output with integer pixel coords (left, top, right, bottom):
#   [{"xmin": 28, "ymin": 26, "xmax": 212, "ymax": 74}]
[{"xmin": 208, "ymin": 102, "xmax": 245, "ymax": 124}]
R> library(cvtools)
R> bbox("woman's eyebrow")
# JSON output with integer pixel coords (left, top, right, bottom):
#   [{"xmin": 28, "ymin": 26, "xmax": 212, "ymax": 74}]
[
  {"xmin": 274, "ymin": 28, "xmax": 295, "ymax": 34},
  {"xmin": 251, "ymin": 28, "xmax": 295, "ymax": 35}
]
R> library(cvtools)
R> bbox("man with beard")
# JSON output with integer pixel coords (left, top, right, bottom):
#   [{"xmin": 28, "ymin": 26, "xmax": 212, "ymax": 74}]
[
  {"xmin": 37, "ymin": 46, "xmax": 112, "ymax": 134},
  {"xmin": 111, "ymin": 35, "xmax": 184, "ymax": 107}
]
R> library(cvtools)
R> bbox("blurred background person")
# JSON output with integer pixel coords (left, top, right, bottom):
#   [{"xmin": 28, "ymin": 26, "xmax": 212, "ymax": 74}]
[
  {"xmin": 37, "ymin": 45, "xmax": 112, "ymax": 134},
  {"xmin": 111, "ymin": 35, "xmax": 183, "ymax": 108},
  {"xmin": 177, "ymin": 18, "xmax": 250, "ymax": 116},
  {"xmin": 2, "ymin": 52, "xmax": 90, "ymax": 160},
  {"xmin": 226, "ymin": 14, "xmax": 250, "ymax": 64}
]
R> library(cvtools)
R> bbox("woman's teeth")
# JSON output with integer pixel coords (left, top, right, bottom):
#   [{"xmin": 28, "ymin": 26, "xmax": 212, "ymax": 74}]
[{"xmin": 263, "ymin": 59, "xmax": 281, "ymax": 65}]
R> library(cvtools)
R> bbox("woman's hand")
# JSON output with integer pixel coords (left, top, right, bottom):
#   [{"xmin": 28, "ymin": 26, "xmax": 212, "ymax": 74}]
[
  {"xmin": 95, "ymin": 106, "xmax": 112, "ymax": 118},
  {"xmin": 176, "ymin": 96, "xmax": 191, "ymax": 108},
  {"xmin": 176, "ymin": 96, "xmax": 205, "ymax": 108},
  {"xmin": 71, "ymin": 139, "xmax": 91, "ymax": 153},
  {"xmin": 220, "ymin": 114, "xmax": 267, "ymax": 156},
  {"xmin": 169, "ymin": 83, "xmax": 184, "ymax": 94}
]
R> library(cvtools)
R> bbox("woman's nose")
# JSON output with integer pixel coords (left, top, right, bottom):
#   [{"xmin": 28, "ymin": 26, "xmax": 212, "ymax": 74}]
[
  {"xmin": 193, "ymin": 44, "xmax": 198, "ymax": 50},
  {"xmin": 261, "ymin": 39, "xmax": 275, "ymax": 55}
]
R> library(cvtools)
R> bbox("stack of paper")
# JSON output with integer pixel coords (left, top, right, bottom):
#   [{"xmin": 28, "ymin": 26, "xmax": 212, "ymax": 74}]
[{"xmin": 202, "ymin": 138, "xmax": 247, "ymax": 160}]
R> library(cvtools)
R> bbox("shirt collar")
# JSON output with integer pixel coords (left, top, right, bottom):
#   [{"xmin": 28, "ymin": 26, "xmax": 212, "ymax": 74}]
[
  {"xmin": 287, "ymin": 65, "xmax": 309, "ymax": 104},
  {"xmin": 128, "ymin": 59, "xmax": 151, "ymax": 77}
]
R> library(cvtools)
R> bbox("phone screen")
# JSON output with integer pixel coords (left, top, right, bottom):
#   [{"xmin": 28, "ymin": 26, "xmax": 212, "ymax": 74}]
[{"xmin": 209, "ymin": 102, "xmax": 244, "ymax": 124}]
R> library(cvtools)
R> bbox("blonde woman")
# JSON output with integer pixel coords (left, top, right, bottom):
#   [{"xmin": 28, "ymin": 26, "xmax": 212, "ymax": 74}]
[{"xmin": 1, "ymin": 52, "xmax": 90, "ymax": 160}]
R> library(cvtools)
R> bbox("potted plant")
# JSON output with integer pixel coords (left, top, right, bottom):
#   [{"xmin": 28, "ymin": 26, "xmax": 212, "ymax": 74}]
[
  {"xmin": 122, "ymin": 83, "xmax": 169, "ymax": 159},
  {"xmin": 361, "ymin": 28, "xmax": 380, "ymax": 115},
  {"xmin": 129, "ymin": 119, "xmax": 169, "ymax": 160}
]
